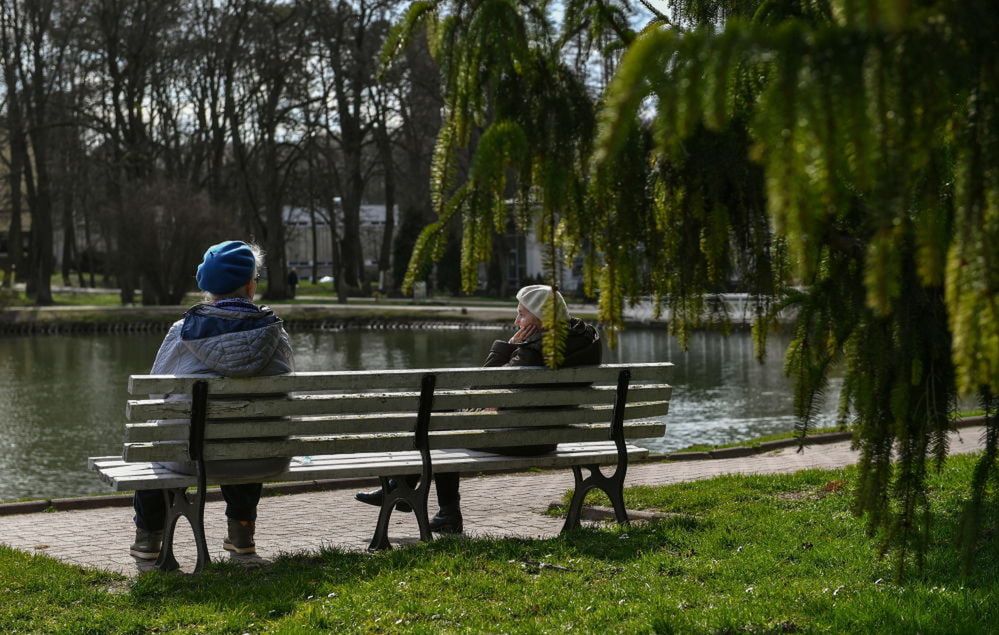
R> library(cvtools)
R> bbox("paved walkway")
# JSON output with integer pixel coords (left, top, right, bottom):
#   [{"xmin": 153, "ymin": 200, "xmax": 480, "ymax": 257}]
[{"xmin": 0, "ymin": 427, "xmax": 986, "ymax": 576}]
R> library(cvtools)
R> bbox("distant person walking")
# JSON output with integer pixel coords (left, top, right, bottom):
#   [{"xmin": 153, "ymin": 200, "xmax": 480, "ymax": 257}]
[
  {"xmin": 129, "ymin": 240, "xmax": 295, "ymax": 561},
  {"xmin": 287, "ymin": 269, "xmax": 299, "ymax": 299}
]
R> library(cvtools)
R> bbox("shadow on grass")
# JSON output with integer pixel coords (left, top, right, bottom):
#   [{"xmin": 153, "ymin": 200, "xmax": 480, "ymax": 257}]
[
  {"xmin": 124, "ymin": 456, "xmax": 999, "ymax": 626},
  {"xmin": 128, "ymin": 517, "xmax": 702, "ymax": 613}
]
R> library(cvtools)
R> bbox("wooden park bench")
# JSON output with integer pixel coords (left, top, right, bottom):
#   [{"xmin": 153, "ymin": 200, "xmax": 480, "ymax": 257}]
[{"xmin": 89, "ymin": 362, "xmax": 671, "ymax": 572}]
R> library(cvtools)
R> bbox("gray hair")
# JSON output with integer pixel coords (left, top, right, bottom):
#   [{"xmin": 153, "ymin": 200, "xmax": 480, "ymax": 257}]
[{"xmin": 203, "ymin": 243, "xmax": 265, "ymax": 303}]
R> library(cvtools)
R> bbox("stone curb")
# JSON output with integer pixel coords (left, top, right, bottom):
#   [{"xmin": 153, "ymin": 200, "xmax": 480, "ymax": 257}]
[
  {"xmin": 660, "ymin": 416, "xmax": 985, "ymax": 462},
  {"xmin": 1, "ymin": 417, "xmax": 985, "ymax": 517},
  {"xmin": 0, "ymin": 501, "xmax": 51, "ymax": 515}
]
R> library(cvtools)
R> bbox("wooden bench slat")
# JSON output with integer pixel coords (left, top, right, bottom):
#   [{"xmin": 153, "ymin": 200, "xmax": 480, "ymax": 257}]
[
  {"xmin": 123, "ymin": 400, "xmax": 671, "ymax": 442},
  {"xmin": 128, "ymin": 363, "xmax": 674, "ymax": 395},
  {"xmin": 126, "ymin": 384, "xmax": 672, "ymax": 421},
  {"xmin": 122, "ymin": 422, "xmax": 666, "ymax": 462},
  {"xmin": 96, "ymin": 443, "xmax": 649, "ymax": 491},
  {"xmin": 98, "ymin": 442, "xmax": 626, "ymax": 477}
]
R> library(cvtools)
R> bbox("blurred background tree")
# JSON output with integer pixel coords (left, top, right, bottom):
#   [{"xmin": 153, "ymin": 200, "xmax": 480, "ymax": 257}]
[{"xmin": 0, "ymin": 0, "xmax": 445, "ymax": 303}]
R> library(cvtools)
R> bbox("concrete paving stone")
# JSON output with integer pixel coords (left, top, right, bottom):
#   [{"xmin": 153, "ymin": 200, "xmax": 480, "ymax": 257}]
[{"xmin": 0, "ymin": 427, "xmax": 986, "ymax": 577}]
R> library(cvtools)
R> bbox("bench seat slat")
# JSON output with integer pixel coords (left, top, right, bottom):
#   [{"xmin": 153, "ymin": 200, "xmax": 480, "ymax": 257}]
[
  {"xmin": 124, "ymin": 400, "xmax": 671, "ymax": 442},
  {"xmin": 128, "ymin": 363, "xmax": 674, "ymax": 395},
  {"xmin": 126, "ymin": 384, "xmax": 672, "ymax": 421},
  {"xmin": 94, "ymin": 443, "xmax": 649, "ymax": 491},
  {"xmin": 122, "ymin": 422, "xmax": 667, "ymax": 462}
]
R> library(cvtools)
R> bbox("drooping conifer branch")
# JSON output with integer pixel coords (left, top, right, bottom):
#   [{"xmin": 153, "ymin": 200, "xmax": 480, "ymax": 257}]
[{"xmin": 390, "ymin": 0, "xmax": 998, "ymax": 575}]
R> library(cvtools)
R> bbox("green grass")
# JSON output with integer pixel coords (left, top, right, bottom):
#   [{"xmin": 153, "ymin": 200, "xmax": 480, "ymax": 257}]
[{"xmin": 2, "ymin": 453, "xmax": 996, "ymax": 633}]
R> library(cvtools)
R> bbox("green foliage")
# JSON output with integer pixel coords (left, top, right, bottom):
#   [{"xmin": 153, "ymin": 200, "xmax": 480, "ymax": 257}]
[
  {"xmin": 388, "ymin": 0, "xmax": 598, "ymax": 311},
  {"xmin": 380, "ymin": 1, "xmax": 438, "ymax": 69},
  {"xmin": 541, "ymin": 287, "xmax": 568, "ymax": 368},
  {"xmin": 592, "ymin": 0, "xmax": 999, "ymax": 575},
  {"xmin": 395, "ymin": 0, "xmax": 998, "ymax": 574},
  {"xmin": 959, "ymin": 389, "xmax": 999, "ymax": 576}
]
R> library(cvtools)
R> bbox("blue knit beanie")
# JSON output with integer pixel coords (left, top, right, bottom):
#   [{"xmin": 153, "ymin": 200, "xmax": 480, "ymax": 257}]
[{"xmin": 196, "ymin": 241, "xmax": 257, "ymax": 294}]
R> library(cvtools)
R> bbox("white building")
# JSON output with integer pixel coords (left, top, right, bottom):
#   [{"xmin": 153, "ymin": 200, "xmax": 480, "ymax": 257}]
[
  {"xmin": 284, "ymin": 202, "xmax": 398, "ymax": 280},
  {"xmin": 285, "ymin": 200, "xmax": 583, "ymax": 293},
  {"xmin": 495, "ymin": 226, "xmax": 585, "ymax": 294}
]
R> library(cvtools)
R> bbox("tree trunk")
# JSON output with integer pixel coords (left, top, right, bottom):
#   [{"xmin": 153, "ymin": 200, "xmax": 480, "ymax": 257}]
[
  {"xmin": 27, "ymin": 109, "xmax": 54, "ymax": 305},
  {"xmin": 310, "ymin": 206, "xmax": 319, "ymax": 283},
  {"xmin": 261, "ymin": 129, "xmax": 288, "ymax": 301},
  {"xmin": 3, "ymin": 154, "xmax": 23, "ymax": 287},
  {"xmin": 61, "ymin": 177, "xmax": 75, "ymax": 287},
  {"xmin": 339, "ymin": 153, "xmax": 364, "ymax": 289},
  {"xmin": 376, "ymin": 121, "xmax": 395, "ymax": 291},
  {"xmin": 82, "ymin": 200, "xmax": 94, "ymax": 287},
  {"xmin": 28, "ymin": 185, "xmax": 53, "ymax": 305},
  {"xmin": 141, "ymin": 274, "xmax": 159, "ymax": 306},
  {"xmin": 1, "ymin": 98, "xmax": 24, "ymax": 289},
  {"xmin": 324, "ymin": 194, "xmax": 347, "ymax": 304}
]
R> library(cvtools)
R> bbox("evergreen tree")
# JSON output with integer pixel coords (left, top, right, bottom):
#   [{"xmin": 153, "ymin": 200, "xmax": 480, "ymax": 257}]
[{"xmin": 393, "ymin": 0, "xmax": 998, "ymax": 575}]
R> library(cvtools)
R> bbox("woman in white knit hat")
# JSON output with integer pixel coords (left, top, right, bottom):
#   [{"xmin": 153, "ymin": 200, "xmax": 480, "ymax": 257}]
[
  {"xmin": 483, "ymin": 284, "xmax": 579, "ymax": 365},
  {"xmin": 355, "ymin": 284, "xmax": 602, "ymax": 533}
]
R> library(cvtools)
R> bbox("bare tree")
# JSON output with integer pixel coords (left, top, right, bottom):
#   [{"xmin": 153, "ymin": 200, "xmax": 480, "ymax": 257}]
[
  {"xmin": 390, "ymin": 28, "xmax": 442, "ymax": 292},
  {"xmin": 311, "ymin": 0, "xmax": 395, "ymax": 291},
  {"xmin": 1, "ymin": 0, "xmax": 83, "ymax": 305},
  {"xmin": 225, "ymin": 0, "xmax": 311, "ymax": 301},
  {"xmin": 124, "ymin": 179, "xmax": 233, "ymax": 304},
  {"xmin": 0, "ymin": 1, "xmax": 26, "ymax": 288}
]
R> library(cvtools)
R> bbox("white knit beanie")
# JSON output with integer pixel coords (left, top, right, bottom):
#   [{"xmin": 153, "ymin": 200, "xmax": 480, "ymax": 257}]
[{"xmin": 516, "ymin": 285, "xmax": 569, "ymax": 322}]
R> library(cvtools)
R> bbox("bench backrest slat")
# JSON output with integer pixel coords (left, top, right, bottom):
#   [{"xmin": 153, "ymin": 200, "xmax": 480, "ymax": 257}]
[
  {"xmin": 127, "ymin": 363, "xmax": 672, "ymax": 395},
  {"xmin": 122, "ymin": 363, "xmax": 672, "ymax": 464},
  {"xmin": 124, "ymin": 400, "xmax": 671, "ymax": 443},
  {"xmin": 122, "ymin": 421, "xmax": 666, "ymax": 462},
  {"xmin": 126, "ymin": 383, "xmax": 672, "ymax": 422}
]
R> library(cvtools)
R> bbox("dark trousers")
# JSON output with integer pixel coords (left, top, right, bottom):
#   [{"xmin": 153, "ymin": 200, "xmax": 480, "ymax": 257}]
[
  {"xmin": 133, "ymin": 483, "xmax": 262, "ymax": 531},
  {"xmin": 434, "ymin": 472, "xmax": 461, "ymax": 508},
  {"xmin": 433, "ymin": 444, "xmax": 556, "ymax": 510}
]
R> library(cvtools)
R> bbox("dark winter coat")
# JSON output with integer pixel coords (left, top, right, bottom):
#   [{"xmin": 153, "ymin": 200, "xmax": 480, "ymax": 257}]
[
  {"xmin": 482, "ymin": 317, "xmax": 602, "ymax": 368},
  {"xmin": 476, "ymin": 317, "xmax": 602, "ymax": 457}
]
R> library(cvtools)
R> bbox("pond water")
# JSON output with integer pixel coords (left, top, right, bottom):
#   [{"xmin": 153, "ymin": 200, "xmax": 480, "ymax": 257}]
[{"xmin": 0, "ymin": 326, "xmax": 839, "ymax": 501}]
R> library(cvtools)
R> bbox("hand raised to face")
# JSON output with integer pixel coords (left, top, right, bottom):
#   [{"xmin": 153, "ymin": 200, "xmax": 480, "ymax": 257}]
[{"xmin": 509, "ymin": 322, "xmax": 540, "ymax": 344}]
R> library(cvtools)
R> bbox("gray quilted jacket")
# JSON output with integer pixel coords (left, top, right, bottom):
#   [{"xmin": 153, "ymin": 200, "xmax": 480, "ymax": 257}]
[{"xmin": 153, "ymin": 301, "xmax": 294, "ymax": 479}]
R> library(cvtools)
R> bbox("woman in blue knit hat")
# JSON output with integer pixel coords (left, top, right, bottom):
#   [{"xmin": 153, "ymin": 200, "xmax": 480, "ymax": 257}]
[{"xmin": 130, "ymin": 240, "xmax": 295, "ymax": 561}]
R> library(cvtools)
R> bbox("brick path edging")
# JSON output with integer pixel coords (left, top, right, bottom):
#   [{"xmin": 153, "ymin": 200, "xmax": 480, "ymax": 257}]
[{"xmin": 1, "ymin": 416, "xmax": 986, "ymax": 517}]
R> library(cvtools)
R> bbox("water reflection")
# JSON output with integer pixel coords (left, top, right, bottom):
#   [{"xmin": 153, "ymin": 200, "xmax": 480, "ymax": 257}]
[{"xmin": 0, "ymin": 327, "xmax": 837, "ymax": 500}]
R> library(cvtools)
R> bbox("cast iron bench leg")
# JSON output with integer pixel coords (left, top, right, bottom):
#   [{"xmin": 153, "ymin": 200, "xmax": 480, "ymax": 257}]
[
  {"xmin": 561, "ymin": 464, "xmax": 629, "ymax": 533},
  {"xmin": 155, "ymin": 379, "xmax": 210, "ymax": 572},
  {"xmin": 368, "ymin": 373, "xmax": 436, "ymax": 551},
  {"xmin": 368, "ymin": 474, "xmax": 433, "ymax": 551},
  {"xmin": 155, "ymin": 486, "xmax": 209, "ymax": 573},
  {"xmin": 562, "ymin": 369, "xmax": 632, "ymax": 533}
]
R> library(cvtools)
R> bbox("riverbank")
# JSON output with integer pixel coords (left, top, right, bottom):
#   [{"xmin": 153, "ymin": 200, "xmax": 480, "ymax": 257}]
[
  {"xmin": 0, "ymin": 301, "xmax": 586, "ymax": 335},
  {"xmin": 1, "ymin": 287, "xmax": 785, "ymax": 334},
  {"xmin": 0, "ymin": 297, "xmax": 621, "ymax": 335}
]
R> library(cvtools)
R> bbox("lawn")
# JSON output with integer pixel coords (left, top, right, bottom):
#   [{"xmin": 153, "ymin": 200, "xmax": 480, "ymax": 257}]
[{"xmin": 1, "ymin": 453, "xmax": 995, "ymax": 633}]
